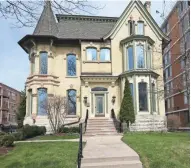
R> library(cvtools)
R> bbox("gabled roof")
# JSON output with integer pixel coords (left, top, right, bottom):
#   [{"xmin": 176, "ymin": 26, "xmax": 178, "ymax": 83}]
[
  {"xmin": 33, "ymin": 1, "xmax": 58, "ymax": 36},
  {"xmin": 103, "ymin": 0, "xmax": 169, "ymax": 42}
]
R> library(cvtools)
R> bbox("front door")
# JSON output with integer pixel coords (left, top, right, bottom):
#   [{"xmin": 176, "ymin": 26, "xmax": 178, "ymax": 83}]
[{"xmin": 95, "ymin": 94, "xmax": 105, "ymax": 116}]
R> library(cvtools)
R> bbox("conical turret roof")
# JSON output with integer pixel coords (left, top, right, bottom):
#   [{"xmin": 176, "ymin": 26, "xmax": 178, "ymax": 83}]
[{"xmin": 33, "ymin": 1, "xmax": 58, "ymax": 36}]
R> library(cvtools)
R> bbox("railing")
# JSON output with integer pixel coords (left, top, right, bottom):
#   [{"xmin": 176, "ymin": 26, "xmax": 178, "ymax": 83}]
[
  {"xmin": 111, "ymin": 109, "xmax": 121, "ymax": 133},
  {"xmin": 84, "ymin": 109, "xmax": 89, "ymax": 132},
  {"xmin": 77, "ymin": 123, "xmax": 83, "ymax": 168},
  {"xmin": 77, "ymin": 109, "xmax": 88, "ymax": 168}
]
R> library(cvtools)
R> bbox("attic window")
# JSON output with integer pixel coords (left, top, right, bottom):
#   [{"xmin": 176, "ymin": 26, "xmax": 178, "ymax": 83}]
[
  {"xmin": 128, "ymin": 20, "xmax": 135, "ymax": 35},
  {"xmin": 137, "ymin": 21, "xmax": 144, "ymax": 35}
]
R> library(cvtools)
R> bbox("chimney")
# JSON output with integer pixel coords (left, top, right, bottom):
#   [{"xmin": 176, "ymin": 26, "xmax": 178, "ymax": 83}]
[{"xmin": 144, "ymin": 1, "xmax": 151, "ymax": 13}]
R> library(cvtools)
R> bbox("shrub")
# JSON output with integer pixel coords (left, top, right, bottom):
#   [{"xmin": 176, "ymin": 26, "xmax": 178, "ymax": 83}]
[
  {"xmin": 167, "ymin": 115, "xmax": 181, "ymax": 131},
  {"xmin": 119, "ymin": 78, "xmax": 135, "ymax": 125},
  {"xmin": 12, "ymin": 132, "xmax": 23, "ymax": 141},
  {"xmin": 1, "ymin": 135, "xmax": 14, "ymax": 147},
  {"xmin": 59, "ymin": 126, "xmax": 79, "ymax": 134},
  {"xmin": 22, "ymin": 125, "xmax": 46, "ymax": 139},
  {"xmin": 0, "ymin": 132, "xmax": 6, "ymax": 136}
]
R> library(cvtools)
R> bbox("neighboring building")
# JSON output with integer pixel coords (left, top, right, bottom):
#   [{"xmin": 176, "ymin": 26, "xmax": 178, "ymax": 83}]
[
  {"xmin": 19, "ymin": 1, "xmax": 169, "ymax": 132},
  {"xmin": 161, "ymin": 1, "xmax": 190, "ymax": 127},
  {"xmin": 0, "ymin": 83, "xmax": 21, "ymax": 128}
]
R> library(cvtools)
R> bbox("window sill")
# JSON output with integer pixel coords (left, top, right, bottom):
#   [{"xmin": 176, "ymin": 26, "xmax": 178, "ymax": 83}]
[
  {"xmin": 83, "ymin": 61, "xmax": 111, "ymax": 64},
  {"xmin": 65, "ymin": 76, "xmax": 78, "ymax": 78},
  {"xmin": 66, "ymin": 115, "xmax": 78, "ymax": 118}
]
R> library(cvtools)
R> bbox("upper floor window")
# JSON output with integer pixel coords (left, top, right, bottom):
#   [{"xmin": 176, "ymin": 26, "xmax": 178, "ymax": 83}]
[
  {"xmin": 136, "ymin": 44, "xmax": 145, "ymax": 68},
  {"xmin": 137, "ymin": 21, "xmax": 144, "ymax": 35},
  {"xmin": 129, "ymin": 20, "xmax": 135, "ymax": 35},
  {"xmin": 31, "ymin": 55, "xmax": 35, "ymax": 74},
  {"xmin": 127, "ymin": 46, "xmax": 134, "ymax": 70},
  {"xmin": 37, "ymin": 88, "xmax": 47, "ymax": 115},
  {"xmin": 86, "ymin": 48, "xmax": 97, "ymax": 61},
  {"xmin": 138, "ymin": 82, "xmax": 148, "ymax": 111},
  {"xmin": 164, "ymin": 51, "xmax": 171, "ymax": 66},
  {"xmin": 165, "ymin": 66, "xmax": 172, "ymax": 81},
  {"xmin": 67, "ymin": 89, "xmax": 76, "ymax": 115},
  {"xmin": 40, "ymin": 52, "xmax": 48, "ymax": 74},
  {"xmin": 67, "ymin": 54, "xmax": 76, "ymax": 76},
  {"xmin": 100, "ymin": 48, "xmax": 110, "ymax": 61}
]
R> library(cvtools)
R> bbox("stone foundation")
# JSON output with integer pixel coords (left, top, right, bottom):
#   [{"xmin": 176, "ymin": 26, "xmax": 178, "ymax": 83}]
[{"xmin": 129, "ymin": 114, "xmax": 167, "ymax": 132}]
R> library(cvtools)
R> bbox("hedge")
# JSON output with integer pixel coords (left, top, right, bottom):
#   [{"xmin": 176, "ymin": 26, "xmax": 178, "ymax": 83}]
[
  {"xmin": 22, "ymin": 125, "xmax": 46, "ymax": 139},
  {"xmin": 59, "ymin": 126, "xmax": 79, "ymax": 133}
]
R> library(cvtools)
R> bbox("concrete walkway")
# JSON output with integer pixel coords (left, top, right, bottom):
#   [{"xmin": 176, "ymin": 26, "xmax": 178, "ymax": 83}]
[{"xmin": 82, "ymin": 135, "xmax": 143, "ymax": 168}]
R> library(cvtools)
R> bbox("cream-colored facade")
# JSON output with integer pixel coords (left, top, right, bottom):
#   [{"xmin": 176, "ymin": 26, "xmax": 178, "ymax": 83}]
[{"xmin": 20, "ymin": 1, "xmax": 169, "ymax": 132}]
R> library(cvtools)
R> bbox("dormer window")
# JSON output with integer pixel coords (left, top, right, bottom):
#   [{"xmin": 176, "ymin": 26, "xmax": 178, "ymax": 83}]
[
  {"xmin": 128, "ymin": 20, "xmax": 135, "ymax": 35},
  {"xmin": 86, "ymin": 48, "xmax": 97, "ymax": 61},
  {"xmin": 137, "ymin": 21, "xmax": 144, "ymax": 35}
]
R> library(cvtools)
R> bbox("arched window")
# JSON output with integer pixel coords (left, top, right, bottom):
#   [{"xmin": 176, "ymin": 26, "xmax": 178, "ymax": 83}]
[
  {"xmin": 136, "ymin": 45, "xmax": 145, "ymax": 68},
  {"xmin": 31, "ymin": 55, "xmax": 35, "ymax": 74},
  {"xmin": 100, "ymin": 48, "xmax": 110, "ymax": 61},
  {"xmin": 137, "ymin": 21, "xmax": 144, "ymax": 35},
  {"xmin": 28, "ymin": 89, "xmax": 33, "ymax": 116},
  {"xmin": 67, "ymin": 89, "xmax": 76, "ymax": 115},
  {"xmin": 129, "ymin": 20, "xmax": 135, "ymax": 35},
  {"xmin": 37, "ymin": 88, "xmax": 47, "ymax": 115},
  {"xmin": 40, "ymin": 52, "xmax": 48, "ymax": 74},
  {"xmin": 86, "ymin": 48, "xmax": 97, "ymax": 61},
  {"xmin": 138, "ymin": 82, "xmax": 148, "ymax": 111},
  {"xmin": 67, "ymin": 54, "xmax": 76, "ymax": 76},
  {"xmin": 151, "ymin": 83, "xmax": 156, "ymax": 112},
  {"xmin": 127, "ymin": 46, "xmax": 134, "ymax": 70}
]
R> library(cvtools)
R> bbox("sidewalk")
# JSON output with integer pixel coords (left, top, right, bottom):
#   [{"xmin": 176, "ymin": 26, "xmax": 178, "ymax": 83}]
[
  {"xmin": 14, "ymin": 138, "xmax": 80, "ymax": 143},
  {"xmin": 81, "ymin": 135, "xmax": 143, "ymax": 168}
]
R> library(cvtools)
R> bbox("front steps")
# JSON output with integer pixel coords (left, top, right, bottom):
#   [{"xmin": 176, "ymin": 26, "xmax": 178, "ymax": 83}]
[{"xmin": 85, "ymin": 118, "xmax": 118, "ymax": 136}]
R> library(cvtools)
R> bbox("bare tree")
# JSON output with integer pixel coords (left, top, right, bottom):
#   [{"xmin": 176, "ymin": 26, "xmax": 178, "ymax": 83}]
[
  {"xmin": 41, "ymin": 95, "xmax": 68, "ymax": 134},
  {"xmin": 0, "ymin": 0, "xmax": 103, "ymax": 28}
]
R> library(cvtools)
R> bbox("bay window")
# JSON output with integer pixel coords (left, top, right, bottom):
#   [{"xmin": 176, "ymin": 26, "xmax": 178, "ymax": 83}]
[
  {"xmin": 86, "ymin": 48, "xmax": 97, "ymax": 61},
  {"xmin": 100, "ymin": 48, "xmax": 110, "ymax": 61}
]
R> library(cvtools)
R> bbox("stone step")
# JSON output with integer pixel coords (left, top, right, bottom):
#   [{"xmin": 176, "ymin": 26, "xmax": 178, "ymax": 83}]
[
  {"xmin": 81, "ymin": 160, "xmax": 142, "ymax": 168},
  {"xmin": 85, "ymin": 132, "xmax": 119, "ymax": 136},
  {"xmin": 81, "ymin": 156, "xmax": 140, "ymax": 164},
  {"xmin": 86, "ymin": 130, "xmax": 117, "ymax": 134},
  {"xmin": 86, "ymin": 128, "xmax": 116, "ymax": 131}
]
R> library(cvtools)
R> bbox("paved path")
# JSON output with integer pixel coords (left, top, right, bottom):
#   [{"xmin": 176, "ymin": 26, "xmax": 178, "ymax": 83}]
[
  {"xmin": 14, "ymin": 139, "xmax": 80, "ymax": 143},
  {"xmin": 81, "ymin": 135, "xmax": 143, "ymax": 168}
]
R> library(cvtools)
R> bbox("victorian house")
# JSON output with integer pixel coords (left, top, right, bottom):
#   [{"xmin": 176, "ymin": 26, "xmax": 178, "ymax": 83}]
[{"xmin": 19, "ymin": 1, "xmax": 169, "ymax": 133}]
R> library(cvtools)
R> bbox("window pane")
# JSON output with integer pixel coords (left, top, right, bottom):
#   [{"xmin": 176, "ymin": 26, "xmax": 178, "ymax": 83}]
[
  {"xmin": 139, "ymin": 82, "xmax": 148, "ymax": 111},
  {"xmin": 87, "ymin": 48, "xmax": 97, "ymax": 61},
  {"xmin": 137, "ymin": 45, "xmax": 145, "ymax": 68},
  {"xmin": 130, "ymin": 83, "xmax": 134, "ymax": 101},
  {"xmin": 152, "ymin": 84, "xmax": 156, "ymax": 112},
  {"xmin": 100, "ymin": 48, "xmax": 110, "ymax": 61},
  {"xmin": 38, "ymin": 88, "xmax": 47, "ymax": 115},
  {"xmin": 67, "ymin": 54, "xmax": 76, "ymax": 76},
  {"xmin": 28, "ymin": 90, "xmax": 33, "ymax": 116},
  {"xmin": 137, "ymin": 22, "xmax": 144, "ymax": 35},
  {"xmin": 67, "ymin": 90, "xmax": 76, "ymax": 115},
  {"xmin": 40, "ymin": 52, "xmax": 48, "ymax": 74},
  {"xmin": 127, "ymin": 46, "xmax": 134, "ymax": 70}
]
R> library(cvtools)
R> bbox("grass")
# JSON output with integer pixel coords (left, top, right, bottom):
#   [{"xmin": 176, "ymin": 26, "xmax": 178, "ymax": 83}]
[
  {"xmin": 37, "ymin": 134, "xmax": 79, "ymax": 140},
  {"xmin": 122, "ymin": 132, "xmax": 190, "ymax": 168},
  {"xmin": 0, "ymin": 142, "xmax": 79, "ymax": 168}
]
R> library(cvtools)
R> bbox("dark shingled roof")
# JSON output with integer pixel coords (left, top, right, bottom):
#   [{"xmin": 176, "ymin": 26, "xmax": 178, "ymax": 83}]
[
  {"xmin": 33, "ymin": 1, "xmax": 118, "ymax": 40},
  {"xmin": 33, "ymin": 1, "xmax": 58, "ymax": 36},
  {"xmin": 56, "ymin": 15, "xmax": 118, "ymax": 40}
]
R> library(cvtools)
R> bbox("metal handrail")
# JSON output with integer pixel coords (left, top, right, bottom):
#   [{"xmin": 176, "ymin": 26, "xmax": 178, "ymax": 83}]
[
  {"xmin": 111, "ymin": 109, "xmax": 121, "ymax": 133},
  {"xmin": 84, "ymin": 109, "xmax": 89, "ymax": 132},
  {"xmin": 77, "ymin": 123, "xmax": 83, "ymax": 168}
]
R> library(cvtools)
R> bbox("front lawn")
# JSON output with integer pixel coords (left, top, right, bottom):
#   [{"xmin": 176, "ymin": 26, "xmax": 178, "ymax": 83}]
[
  {"xmin": 0, "ymin": 142, "xmax": 79, "ymax": 168},
  {"xmin": 123, "ymin": 132, "xmax": 190, "ymax": 168}
]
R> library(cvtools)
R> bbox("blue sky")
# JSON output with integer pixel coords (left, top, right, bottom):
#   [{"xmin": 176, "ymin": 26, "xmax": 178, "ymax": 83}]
[{"xmin": 0, "ymin": 0, "xmax": 175, "ymax": 91}]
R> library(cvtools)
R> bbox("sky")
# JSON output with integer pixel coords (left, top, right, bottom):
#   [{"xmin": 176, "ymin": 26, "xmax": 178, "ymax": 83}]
[{"xmin": 0, "ymin": 0, "xmax": 176, "ymax": 91}]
